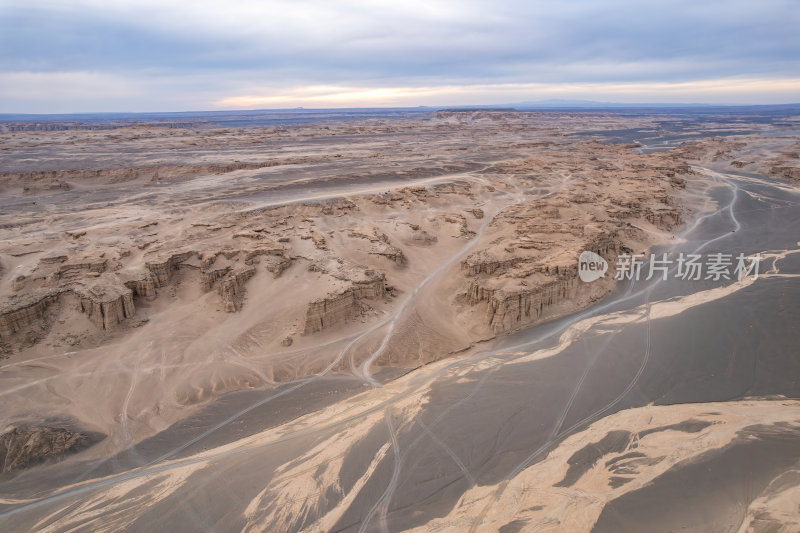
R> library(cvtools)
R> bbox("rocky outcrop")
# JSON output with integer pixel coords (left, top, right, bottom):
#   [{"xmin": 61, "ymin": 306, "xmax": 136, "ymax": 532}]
[
  {"xmin": 466, "ymin": 250, "xmax": 624, "ymax": 334},
  {"xmin": 123, "ymin": 276, "xmax": 157, "ymax": 300},
  {"xmin": 262, "ymin": 254, "xmax": 293, "ymax": 277},
  {"xmin": 462, "ymin": 254, "xmax": 532, "ymax": 276},
  {"xmin": 145, "ymin": 251, "xmax": 196, "ymax": 287},
  {"xmin": 347, "ymin": 226, "xmax": 406, "ymax": 264},
  {"xmin": 644, "ymin": 207, "xmax": 682, "ymax": 227},
  {"xmin": 76, "ymin": 281, "xmax": 136, "ymax": 330},
  {"xmin": 217, "ymin": 266, "xmax": 256, "ymax": 312},
  {"xmin": 440, "ymin": 213, "xmax": 474, "ymax": 238},
  {"xmin": 369, "ymin": 243, "xmax": 406, "ymax": 264},
  {"xmin": 0, "ymin": 290, "xmax": 63, "ymax": 337},
  {"xmin": 463, "ymin": 231, "xmax": 627, "ymax": 334},
  {"xmin": 467, "ymin": 273, "xmax": 580, "ymax": 333},
  {"xmin": 201, "ymin": 266, "xmax": 232, "ymax": 291},
  {"xmin": 0, "ymin": 425, "xmax": 103, "ymax": 474},
  {"xmin": 767, "ymin": 165, "xmax": 800, "ymax": 184},
  {"xmin": 311, "ymin": 233, "xmax": 327, "ymax": 249},
  {"xmin": 303, "ymin": 273, "xmax": 387, "ymax": 334},
  {"xmin": 410, "ymin": 229, "xmax": 438, "ymax": 245},
  {"xmin": 0, "ymin": 254, "xmax": 171, "ymax": 339},
  {"xmin": 0, "ymin": 278, "xmax": 137, "ymax": 337},
  {"xmin": 0, "ymin": 244, "xmax": 279, "ymax": 342},
  {"xmin": 52, "ymin": 256, "xmax": 109, "ymax": 281},
  {"xmin": 457, "ymin": 143, "xmax": 692, "ymax": 336}
]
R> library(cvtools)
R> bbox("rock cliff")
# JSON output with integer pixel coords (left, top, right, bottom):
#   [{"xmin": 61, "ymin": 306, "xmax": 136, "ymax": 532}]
[
  {"xmin": 304, "ymin": 271, "xmax": 388, "ymax": 334},
  {"xmin": 459, "ymin": 147, "xmax": 689, "ymax": 334},
  {"xmin": 0, "ymin": 243, "xmax": 287, "ymax": 345},
  {"xmin": 217, "ymin": 266, "xmax": 256, "ymax": 312},
  {"xmin": 0, "ymin": 290, "xmax": 63, "ymax": 337},
  {"xmin": 76, "ymin": 281, "xmax": 136, "ymax": 330}
]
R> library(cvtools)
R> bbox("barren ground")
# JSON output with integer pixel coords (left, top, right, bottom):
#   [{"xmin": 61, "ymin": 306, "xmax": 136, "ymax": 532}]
[{"xmin": 1, "ymin": 110, "xmax": 799, "ymax": 532}]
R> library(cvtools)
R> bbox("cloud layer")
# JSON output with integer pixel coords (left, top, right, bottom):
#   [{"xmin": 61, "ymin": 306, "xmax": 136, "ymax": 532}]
[{"xmin": 1, "ymin": 0, "xmax": 798, "ymax": 112}]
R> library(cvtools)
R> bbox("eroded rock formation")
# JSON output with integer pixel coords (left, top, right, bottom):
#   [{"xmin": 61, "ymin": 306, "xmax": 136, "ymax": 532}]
[
  {"xmin": 459, "ymin": 145, "xmax": 689, "ymax": 333},
  {"xmin": 0, "ymin": 425, "xmax": 103, "ymax": 474},
  {"xmin": 304, "ymin": 270, "xmax": 388, "ymax": 334}
]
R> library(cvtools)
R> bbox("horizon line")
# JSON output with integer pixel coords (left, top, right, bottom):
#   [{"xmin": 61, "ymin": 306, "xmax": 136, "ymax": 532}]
[{"xmin": 2, "ymin": 101, "xmax": 800, "ymax": 118}]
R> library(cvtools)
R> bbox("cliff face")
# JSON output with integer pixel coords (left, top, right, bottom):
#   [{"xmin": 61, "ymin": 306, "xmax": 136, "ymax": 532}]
[
  {"xmin": 217, "ymin": 266, "xmax": 256, "ymax": 312},
  {"xmin": 467, "ymin": 271, "xmax": 583, "ymax": 333},
  {"xmin": 0, "ymin": 251, "xmax": 171, "ymax": 339},
  {"xmin": 0, "ymin": 291, "xmax": 63, "ymax": 337},
  {"xmin": 458, "ymin": 146, "xmax": 689, "ymax": 335},
  {"xmin": 145, "ymin": 251, "xmax": 195, "ymax": 287},
  {"xmin": 76, "ymin": 282, "xmax": 136, "ymax": 330},
  {"xmin": 303, "ymin": 274, "xmax": 387, "ymax": 334},
  {"xmin": 465, "ymin": 239, "xmax": 623, "ymax": 334},
  {"xmin": 0, "ymin": 245, "xmax": 284, "ymax": 344},
  {"xmin": 0, "ymin": 281, "xmax": 137, "ymax": 337},
  {"xmin": 462, "ymin": 255, "xmax": 531, "ymax": 276},
  {"xmin": 123, "ymin": 277, "xmax": 157, "ymax": 300}
]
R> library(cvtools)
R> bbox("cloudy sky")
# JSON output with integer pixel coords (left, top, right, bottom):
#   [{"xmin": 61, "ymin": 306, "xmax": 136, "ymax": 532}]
[{"xmin": 1, "ymin": 0, "xmax": 798, "ymax": 112}]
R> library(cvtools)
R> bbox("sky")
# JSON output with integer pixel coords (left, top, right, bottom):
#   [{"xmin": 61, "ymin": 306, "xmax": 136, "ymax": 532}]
[{"xmin": 0, "ymin": 0, "xmax": 798, "ymax": 113}]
